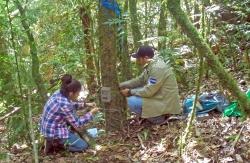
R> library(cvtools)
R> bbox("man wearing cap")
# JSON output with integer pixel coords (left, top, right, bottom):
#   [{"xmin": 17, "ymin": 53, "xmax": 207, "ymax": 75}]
[{"xmin": 119, "ymin": 46, "xmax": 182, "ymax": 124}]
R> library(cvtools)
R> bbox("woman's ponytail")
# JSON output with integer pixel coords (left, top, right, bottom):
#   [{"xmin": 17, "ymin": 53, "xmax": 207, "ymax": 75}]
[{"xmin": 60, "ymin": 74, "xmax": 81, "ymax": 97}]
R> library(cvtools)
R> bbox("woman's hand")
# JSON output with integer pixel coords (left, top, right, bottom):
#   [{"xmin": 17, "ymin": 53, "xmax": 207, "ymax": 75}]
[
  {"xmin": 78, "ymin": 102, "xmax": 86, "ymax": 108},
  {"xmin": 86, "ymin": 102, "xmax": 96, "ymax": 107},
  {"xmin": 78, "ymin": 102, "xmax": 96, "ymax": 109}
]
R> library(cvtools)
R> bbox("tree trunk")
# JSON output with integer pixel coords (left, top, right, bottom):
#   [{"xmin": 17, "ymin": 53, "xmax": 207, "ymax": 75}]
[
  {"xmin": 6, "ymin": 1, "xmax": 23, "ymax": 99},
  {"xmin": 167, "ymin": 0, "xmax": 250, "ymax": 115},
  {"xmin": 98, "ymin": 1, "xmax": 127, "ymax": 131},
  {"xmin": 0, "ymin": 28, "xmax": 6, "ymax": 55},
  {"xmin": 245, "ymin": 49, "xmax": 250, "ymax": 80},
  {"xmin": 183, "ymin": 0, "xmax": 191, "ymax": 16},
  {"xmin": 0, "ymin": 23, "xmax": 17, "ymax": 104},
  {"xmin": 143, "ymin": 0, "xmax": 148, "ymax": 43},
  {"xmin": 158, "ymin": 0, "xmax": 167, "ymax": 50},
  {"xmin": 129, "ymin": 0, "xmax": 142, "ymax": 50},
  {"xmin": 193, "ymin": 1, "xmax": 201, "ymax": 29},
  {"xmin": 79, "ymin": 6, "xmax": 98, "ymax": 96},
  {"xmin": 14, "ymin": 0, "xmax": 47, "ymax": 103},
  {"xmin": 119, "ymin": 0, "xmax": 132, "ymax": 81},
  {"xmin": 201, "ymin": 1, "xmax": 206, "ymax": 38}
]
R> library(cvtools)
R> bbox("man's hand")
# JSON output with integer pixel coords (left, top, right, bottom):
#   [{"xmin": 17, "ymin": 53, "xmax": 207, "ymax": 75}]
[
  {"xmin": 89, "ymin": 107, "xmax": 99, "ymax": 114},
  {"xmin": 120, "ymin": 88, "xmax": 131, "ymax": 97}
]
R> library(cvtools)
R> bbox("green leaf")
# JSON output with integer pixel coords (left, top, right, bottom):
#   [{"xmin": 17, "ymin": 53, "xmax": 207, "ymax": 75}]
[{"xmin": 0, "ymin": 152, "xmax": 7, "ymax": 161}]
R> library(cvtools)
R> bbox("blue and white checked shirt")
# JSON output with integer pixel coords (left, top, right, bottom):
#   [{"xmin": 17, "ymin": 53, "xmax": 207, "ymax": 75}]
[{"xmin": 39, "ymin": 91, "xmax": 93, "ymax": 139}]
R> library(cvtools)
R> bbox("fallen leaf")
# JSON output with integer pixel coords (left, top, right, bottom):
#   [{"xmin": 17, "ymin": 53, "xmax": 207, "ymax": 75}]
[
  {"xmin": 235, "ymin": 154, "xmax": 243, "ymax": 163},
  {"xmin": 114, "ymin": 155, "xmax": 129, "ymax": 161}
]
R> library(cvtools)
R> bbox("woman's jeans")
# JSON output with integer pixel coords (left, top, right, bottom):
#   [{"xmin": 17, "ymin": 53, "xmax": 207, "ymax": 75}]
[
  {"xmin": 61, "ymin": 131, "xmax": 88, "ymax": 152},
  {"xmin": 127, "ymin": 96, "xmax": 165, "ymax": 124}
]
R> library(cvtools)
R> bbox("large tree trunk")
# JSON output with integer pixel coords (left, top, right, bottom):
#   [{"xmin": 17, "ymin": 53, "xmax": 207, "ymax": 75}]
[
  {"xmin": 158, "ymin": 0, "xmax": 167, "ymax": 50},
  {"xmin": 14, "ymin": 0, "xmax": 47, "ymax": 103},
  {"xmin": 98, "ymin": 1, "xmax": 127, "ymax": 131},
  {"xmin": 167, "ymin": 0, "xmax": 250, "ymax": 115},
  {"xmin": 129, "ymin": 0, "xmax": 142, "ymax": 50},
  {"xmin": 79, "ymin": 6, "xmax": 98, "ymax": 97}
]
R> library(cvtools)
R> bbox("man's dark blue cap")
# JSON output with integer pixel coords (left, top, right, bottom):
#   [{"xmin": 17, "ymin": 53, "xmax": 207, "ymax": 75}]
[{"xmin": 132, "ymin": 46, "xmax": 154, "ymax": 58}]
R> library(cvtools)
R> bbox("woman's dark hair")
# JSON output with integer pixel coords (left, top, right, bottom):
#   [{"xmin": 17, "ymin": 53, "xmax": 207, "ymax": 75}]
[{"xmin": 60, "ymin": 74, "xmax": 81, "ymax": 97}]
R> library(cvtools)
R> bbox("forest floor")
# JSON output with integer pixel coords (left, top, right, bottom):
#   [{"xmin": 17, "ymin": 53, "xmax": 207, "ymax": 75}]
[
  {"xmin": 1, "ymin": 113, "xmax": 250, "ymax": 163},
  {"xmin": 0, "ymin": 72, "xmax": 250, "ymax": 163}
]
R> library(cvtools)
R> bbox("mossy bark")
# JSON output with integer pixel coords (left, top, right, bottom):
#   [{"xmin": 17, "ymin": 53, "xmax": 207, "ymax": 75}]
[
  {"xmin": 167, "ymin": 0, "xmax": 250, "ymax": 115},
  {"xmin": 79, "ymin": 6, "xmax": 98, "ymax": 96},
  {"xmin": 98, "ymin": 1, "xmax": 127, "ymax": 131},
  {"xmin": 129, "ymin": 0, "xmax": 142, "ymax": 50},
  {"xmin": 14, "ymin": 0, "xmax": 47, "ymax": 103}
]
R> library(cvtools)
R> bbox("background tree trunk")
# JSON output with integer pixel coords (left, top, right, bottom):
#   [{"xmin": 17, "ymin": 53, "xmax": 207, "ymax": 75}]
[
  {"xmin": 14, "ymin": 0, "xmax": 47, "ymax": 103},
  {"xmin": 119, "ymin": 0, "xmax": 132, "ymax": 81},
  {"xmin": 167, "ymin": 0, "xmax": 250, "ymax": 115},
  {"xmin": 184, "ymin": 0, "xmax": 191, "ymax": 16},
  {"xmin": 193, "ymin": 1, "xmax": 201, "ymax": 29},
  {"xmin": 0, "ymin": 28, "xmax": 6, "ymax": 55},
  {"xmin": 245, "ymin": 48, "xmax": 250, "ymax": 79},
  {"xmin": 0, "ymin": 23, "xmax": 16, "ymax": 102},
  {"xmin": 143, "ymin": 0, "xmax": 148, "ymax": 44},
  {"xmin": 6, "ymin": 1, "xmax": 23, "ymax": 99},
  {"xmin": 129, "ymin": 0, "xmax": 142, "ymax": 50},
  {"xmin": 158, "ymin": 0, "xmax": 167, "ymax": 50},
  {"xmin": 98, "ymin": 1, "xmax": 127, "ymax": 131},
  {"xmin": 79, "ymin": 6, "xmax": 98, "ymax": 97}
]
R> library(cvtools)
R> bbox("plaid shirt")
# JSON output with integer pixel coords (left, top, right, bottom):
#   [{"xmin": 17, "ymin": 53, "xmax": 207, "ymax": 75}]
[{"xmin": 39, "ymin": 91, "xmax": 93, "ymax": 139}]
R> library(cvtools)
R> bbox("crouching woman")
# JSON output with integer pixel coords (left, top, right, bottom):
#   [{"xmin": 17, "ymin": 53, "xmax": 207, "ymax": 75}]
[{"xmin": 39, "ymin": 74, "xmax": 99, "ymax": 154}]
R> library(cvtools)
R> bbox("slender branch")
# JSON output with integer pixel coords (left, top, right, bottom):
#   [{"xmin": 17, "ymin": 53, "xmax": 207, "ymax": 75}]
[
  {"xmin": 179, "ymin": 56, "xmax": 204, "ymax": 155},
  {"xmin": 232, "ymin": 125, "xmax": 245, "ymax": 148},
  {"xmin": 28, "ymin": 89, "xmax": 39, "ymax": 163},
  {"xmin": 137, "ymin": 134, "xmax": 146, "ymax": 149},
  {"xmin": 0, "ymin": 107, "xmax": 21, "ymax": 121}
]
